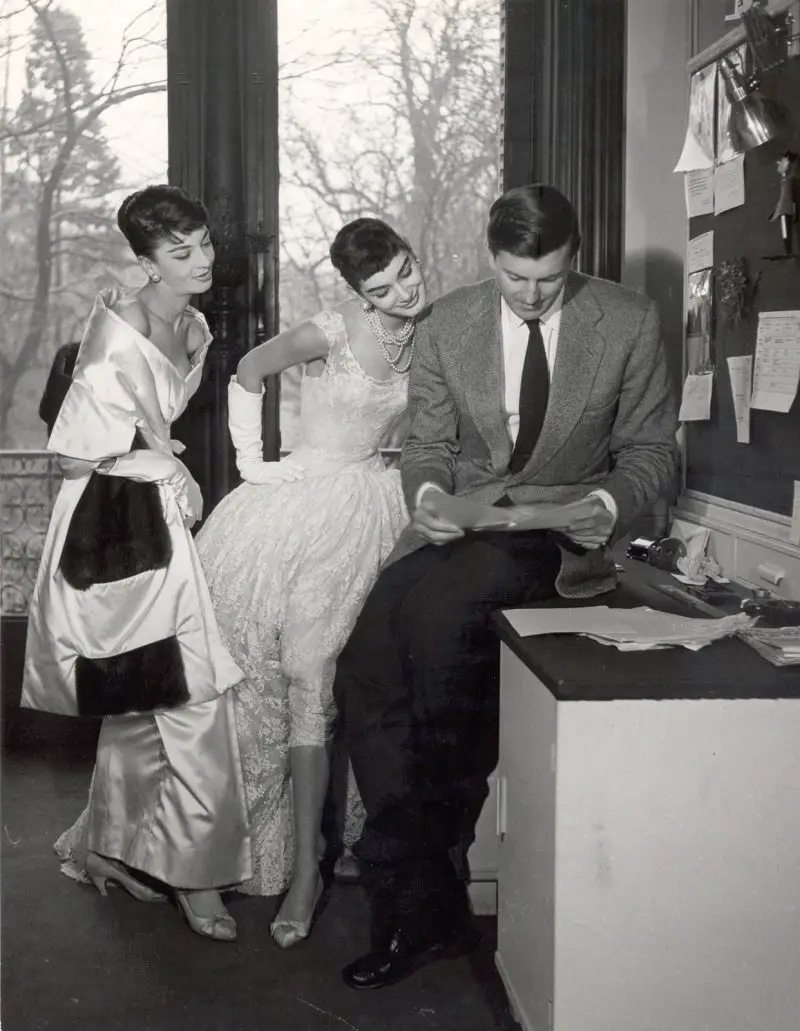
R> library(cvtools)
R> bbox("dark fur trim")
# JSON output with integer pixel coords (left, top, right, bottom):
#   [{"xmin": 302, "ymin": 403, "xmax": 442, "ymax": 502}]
[
  {"xmin": 40, "ymin": 340, "xmax": 174, "ymax": 591},
  {"xmin": 75, "ymin": 635, "xmax": 190, "ymax": 717},
  {"xmin": 59, "ymin": 428, "xmax": 171, "ymax": 590},
  {"xmin": 60, "ymin": 473, "xmax": 172, "ymax": 589},
  {"xmin": 39, "ymin": 342, "xmax": 80, "ymax": 435}
]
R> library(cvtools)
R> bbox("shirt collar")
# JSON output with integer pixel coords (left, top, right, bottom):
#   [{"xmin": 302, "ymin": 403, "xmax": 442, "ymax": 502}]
[{"xmin": 501, "ymin": 287, "xmax": 565, "ymax": 331}]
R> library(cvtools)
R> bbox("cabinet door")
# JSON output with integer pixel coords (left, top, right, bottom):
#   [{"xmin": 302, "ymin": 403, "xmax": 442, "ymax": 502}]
[{"xmin": 496, "ymin": 646, "xmax": 558, "ymax": 1031}]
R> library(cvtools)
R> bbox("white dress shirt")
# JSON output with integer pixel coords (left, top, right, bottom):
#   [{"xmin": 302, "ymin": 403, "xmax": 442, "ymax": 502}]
[
  {"xmin": 501, "ymin": 294, "xmax": 561, "ymax": 447},
  {"xmin": 415, "ymin": 291, "xmax": 618, "ymax": 532}
]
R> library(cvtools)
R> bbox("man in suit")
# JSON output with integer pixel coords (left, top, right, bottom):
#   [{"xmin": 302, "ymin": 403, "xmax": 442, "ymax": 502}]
[{"xmin": 334, "ymin": 184, "xmax": 678, "ymax": 989}]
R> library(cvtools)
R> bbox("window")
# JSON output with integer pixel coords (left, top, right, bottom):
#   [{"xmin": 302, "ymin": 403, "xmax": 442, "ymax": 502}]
[
  {"xmin": 277, "ymin": 0, "xmax": 502, "ymax": 448},
  {"xmin": 0, "ymin": 0, "xmax": 167, "ymax": 615},
  {"xmin": 0, "ymin": 0, "xmax": 168, "ymax": 449}
]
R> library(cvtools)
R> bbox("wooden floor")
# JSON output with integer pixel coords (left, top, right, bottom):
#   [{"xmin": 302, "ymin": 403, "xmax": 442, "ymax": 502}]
[{"xmin": 1, "ymin": 709, "xmax": 518, "ymax": 1031}]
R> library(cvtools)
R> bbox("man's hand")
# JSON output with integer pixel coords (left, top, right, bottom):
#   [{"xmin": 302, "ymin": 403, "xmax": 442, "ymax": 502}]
[
  {"xmin": 560, "ymin": 495, "xmax": 614, "ymax": 550},
  {"xmin": 412, "ymin": 489, "xmax": 465, "ymax": 546}
]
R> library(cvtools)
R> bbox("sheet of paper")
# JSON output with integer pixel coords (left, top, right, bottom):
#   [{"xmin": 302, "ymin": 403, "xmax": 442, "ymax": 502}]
[
  {"xmin": 726, "ymin": 354, "xmax": 752, "ymax": 443},
  {"xmin": 678, "ymin": 372, "xmax": 713, "ymax": 421},
  {"xmin": 687, "ymin": 231, "xmax": 714, "ymax": 274},
  {"xmin": 791, "ymin": 481, "xmax": 800, "ymax": 546},
  {"xmin": 426, "ymin": 492, "xmax": 588, "ymax": 533},
  {"xmin": 502, "ymin": 605, "xmax": 752, "ymax": 651},
  {"xmin": 685, "ymin": 168, "xmax": 714, "ymax": 217},
  {"xmin": 673, "ymin": 64, "xmax": 717, "ymax": 172},
  {"xmin": 425, "ymin": 492, "xmax": 518, "ymax": 530},
  {"xmin": 714, "ymin": 154, "xmax": 745, "ymax": 214},
  {"xmin": 750, "ymin": 310, "xmax": 800, "ymax": 412}
]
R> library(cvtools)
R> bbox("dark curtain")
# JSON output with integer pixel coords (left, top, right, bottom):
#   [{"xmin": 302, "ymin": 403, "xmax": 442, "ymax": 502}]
[
  {"xmin": 503, "ymin": 0, "xmax": 626, "ymax": 281},
  {"xmin": 166, "ymin": 0, "xmax": 280, "ymax": 514}
]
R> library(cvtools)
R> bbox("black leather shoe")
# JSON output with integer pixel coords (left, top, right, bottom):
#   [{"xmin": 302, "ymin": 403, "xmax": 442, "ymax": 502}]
[{"xmin": 342, "ymin": 923, "xmax": 481, "ymax": 990}]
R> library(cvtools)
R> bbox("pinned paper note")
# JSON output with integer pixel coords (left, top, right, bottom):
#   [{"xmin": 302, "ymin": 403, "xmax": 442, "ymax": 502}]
[
  {"xmin": 679, "ymin": 372, "xmax": 713, "ymax": 421},
  {"xmin": 727, "ymin": 354, "xmax": 752, "ymax": 443},
  {"xmin": 714, "ymin": 155, "xmax": 745, "ymax": 214},
  {"xmin": 674, "ymin": 64, "xmax": 717, "ymax": 172},
  {"xmin": 688, "ymin": 231, "xmax": 714, "ymax": 274},
  {"xmin": 685, "ymin": 168, "xmax": 715, "ymax": 217},
  {"xmin": 791, "ymin": 481, "xmax": 800, "ymax": 546},
  {"xmin": 750, "ymin": 310, "xmax": 800, "ymax": 412}
]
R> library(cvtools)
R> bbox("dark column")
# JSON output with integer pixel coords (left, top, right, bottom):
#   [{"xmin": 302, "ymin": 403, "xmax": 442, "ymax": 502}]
[
  {"xmin": 503, "ymin": 0, "xmax": 626, "ymax": 281},
  {"xmin": 166, "ymin": 0, "xmax": 279, "ymax": 514}
]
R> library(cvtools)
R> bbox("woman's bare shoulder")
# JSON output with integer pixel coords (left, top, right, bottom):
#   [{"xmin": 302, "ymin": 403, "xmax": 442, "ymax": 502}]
[{"xmin": 334, "ymin": 299, "xmax": 363, "ymax": 336}]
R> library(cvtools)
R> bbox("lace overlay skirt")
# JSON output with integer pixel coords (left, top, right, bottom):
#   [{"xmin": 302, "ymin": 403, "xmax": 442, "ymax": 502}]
[{"xmin": 195, "ymin": 458, "xmax": 406, "ymax": 895}]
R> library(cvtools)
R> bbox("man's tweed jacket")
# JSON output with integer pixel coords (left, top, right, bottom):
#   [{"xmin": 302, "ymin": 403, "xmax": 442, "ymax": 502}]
[{"xmin": 393, "ymin": 271, "xmax": 678, "ymax": 598}]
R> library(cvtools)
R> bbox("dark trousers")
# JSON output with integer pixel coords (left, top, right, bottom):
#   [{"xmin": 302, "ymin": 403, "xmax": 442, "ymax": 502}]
[{"xmin": 333, "ymin": 529, "xmax": 560, "ymax": 938}]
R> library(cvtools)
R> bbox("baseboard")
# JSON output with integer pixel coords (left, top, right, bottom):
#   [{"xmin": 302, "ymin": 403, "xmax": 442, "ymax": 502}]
[
  {"xmin": 495, "ymin": 950, "xmax": 541, "ymax": 1031},
  {"xmin": 673, "ymin": 492, "xmax": 800, "ymax": 599}
]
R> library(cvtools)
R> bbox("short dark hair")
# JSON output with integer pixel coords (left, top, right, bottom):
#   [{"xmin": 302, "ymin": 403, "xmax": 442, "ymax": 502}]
[
  {"xmin": 330, "ymin": 218, "xmax": 414, "ymax": 291},
  {"xmin": 117, "ymin": 185, "xmax": 209, "ymax": 258},
  {"xmin": 487, "ymin": 184, "xmax": 581, "ymax": 260}
]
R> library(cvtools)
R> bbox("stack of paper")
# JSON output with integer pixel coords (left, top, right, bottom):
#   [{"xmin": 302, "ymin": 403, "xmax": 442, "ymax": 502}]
[
  {"xmin": 738, "ymin": 626, "xmax": 800, "ymax": 666},
  {"xmin": 502, "ymin": 606, "xmax": 754, "ymax": 652}
]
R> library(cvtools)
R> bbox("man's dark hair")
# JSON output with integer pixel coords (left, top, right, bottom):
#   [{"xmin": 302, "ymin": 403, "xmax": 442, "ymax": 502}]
[{"xmin": 487, "ymin": 184, "xmax": 581, "ymax": 259}]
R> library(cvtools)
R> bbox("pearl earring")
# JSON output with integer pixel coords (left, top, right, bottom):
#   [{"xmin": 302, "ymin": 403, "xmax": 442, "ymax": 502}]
[
  {"xmin": 362, "ymin": 300, "xmax": 373, "ymax": 312},
  {"xmin": 149, "ymin": 273, "xmax": 162, "ymax": 284}
]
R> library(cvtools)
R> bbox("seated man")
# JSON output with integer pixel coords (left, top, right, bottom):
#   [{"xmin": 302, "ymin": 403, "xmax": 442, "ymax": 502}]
[{"xmin": 333, "ymin": 183, "xmax": 678, "ymax": 989}]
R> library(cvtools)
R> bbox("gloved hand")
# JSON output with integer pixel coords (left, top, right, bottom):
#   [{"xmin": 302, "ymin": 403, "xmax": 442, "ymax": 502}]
[
  {"xmin": 103, "ymin": 449, "xmax": 203, "ymax": 528},
  {"xmin": 228, "ymin": 377, "xmax": 306, "ymax": 486}
]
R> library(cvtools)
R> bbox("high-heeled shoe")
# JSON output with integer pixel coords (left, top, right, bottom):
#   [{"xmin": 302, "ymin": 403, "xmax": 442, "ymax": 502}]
[
  {"xmin": 333, "ymin": 847, "xmax": 361, "ymax": 884},
  {"xmin": 174, "ymin": 891, "xmax": 237, "ymax": 943},
  {"xmin": 270, "ymin": 874, "xmax": 325, "ymax": 949},
  {"xmin": 85, "ymin": 852, "xmax": 167, "ymax": 903}
]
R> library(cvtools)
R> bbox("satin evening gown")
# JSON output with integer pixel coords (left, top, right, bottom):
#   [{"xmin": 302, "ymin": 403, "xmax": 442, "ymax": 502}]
[{"xmin": 25, "ymin": 290, "xmax": 251, "ymax": 889}]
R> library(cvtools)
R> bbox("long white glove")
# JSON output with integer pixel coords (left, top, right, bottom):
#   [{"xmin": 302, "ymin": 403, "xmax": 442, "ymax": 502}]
[
  {"xmin": 228, "ymin": 377, "xmax": 306, "ymax": 485},
  {"xmin": 103, "ymin": 449, "xmax": 203, "ymax": 528}
]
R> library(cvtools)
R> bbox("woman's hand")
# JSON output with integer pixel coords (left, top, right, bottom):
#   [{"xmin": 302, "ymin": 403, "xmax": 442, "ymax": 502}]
[{"xmin": 239, "ymin": 456, "xmax": 307, "ymax": 486}]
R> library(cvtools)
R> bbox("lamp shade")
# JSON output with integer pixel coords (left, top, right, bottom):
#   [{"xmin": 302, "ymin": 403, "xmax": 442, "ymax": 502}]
[{"xmin": 719, "ymin": 54, "xmax": 784, "ymax": 153}]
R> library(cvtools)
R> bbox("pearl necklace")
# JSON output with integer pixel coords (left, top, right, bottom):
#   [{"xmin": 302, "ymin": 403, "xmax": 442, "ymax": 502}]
[{"xmin": 362, "ymin": 305, "xmax": 416, "ymax": 374}]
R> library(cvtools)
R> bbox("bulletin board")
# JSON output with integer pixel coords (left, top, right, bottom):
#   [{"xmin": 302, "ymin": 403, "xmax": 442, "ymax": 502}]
[{"xmin": 683, "ymin": 20, "xmax": 800, "ymax": 517}]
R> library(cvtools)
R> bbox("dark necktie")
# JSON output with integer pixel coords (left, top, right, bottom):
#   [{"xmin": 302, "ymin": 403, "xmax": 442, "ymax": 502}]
[{"xmin": 509, "ymin": 318, "xmax": 549, "ymax": 474}]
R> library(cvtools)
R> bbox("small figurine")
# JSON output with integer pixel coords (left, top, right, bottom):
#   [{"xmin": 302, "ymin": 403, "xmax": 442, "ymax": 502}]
[{"xmin": 770, "ymin": 150, "xmax": 797, "ymax": 255}]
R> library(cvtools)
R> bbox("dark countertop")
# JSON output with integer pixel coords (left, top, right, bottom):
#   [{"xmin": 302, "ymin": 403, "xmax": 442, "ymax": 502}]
[{"xmin": 493, "ymin": 558, "xmax": 800, "ymax": 702}]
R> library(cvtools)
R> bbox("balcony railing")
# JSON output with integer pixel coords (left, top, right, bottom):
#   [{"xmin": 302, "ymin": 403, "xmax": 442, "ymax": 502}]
[
  {"xmin": 0, "ymin": 447, "xmax": 402, "ymax": 616},
  {"xmin": 0, "ymin": 451, "xmax": 62, "ymax": 616}
]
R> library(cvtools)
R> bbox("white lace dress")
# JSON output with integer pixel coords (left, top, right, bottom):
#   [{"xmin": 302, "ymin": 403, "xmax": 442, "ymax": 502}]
[{"xmin": 194, "ymin": 309, "xmax": 409, "ymax": 895}]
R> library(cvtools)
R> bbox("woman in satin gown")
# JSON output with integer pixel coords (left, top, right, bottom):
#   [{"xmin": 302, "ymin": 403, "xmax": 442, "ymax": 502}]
[
  {"xmin": 195, "ymin": 219, "xmax": 426, "ymax": 947},
  {"xmin": 22, "ymin": 186, "xmax": 251, "ymax": 942}
]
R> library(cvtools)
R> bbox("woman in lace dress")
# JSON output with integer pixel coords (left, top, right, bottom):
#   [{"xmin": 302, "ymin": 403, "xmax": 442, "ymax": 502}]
[
  {"xmin": 195, "ymin": 219, "xmax": 426, "ymax": 947},
  {"xmin": 26, "ymin": 186, "xmax": 251, "ymax": 942}
]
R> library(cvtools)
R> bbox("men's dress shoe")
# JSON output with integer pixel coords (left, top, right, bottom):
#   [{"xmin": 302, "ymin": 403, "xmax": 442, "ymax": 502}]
[{"xmin": 342, "ymin": 923, "xmax": 481, "ymax": 990}]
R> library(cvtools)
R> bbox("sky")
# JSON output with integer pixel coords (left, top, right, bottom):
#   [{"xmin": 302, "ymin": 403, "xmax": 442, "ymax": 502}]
[
  {"xmin": 1, "ymin": 0, "xmax": 380, "ymax": 201},
  {"xmin": 2, "ymin": 0, "xmax": 169, "ymax": 197}
]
